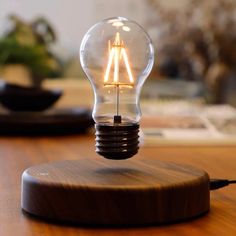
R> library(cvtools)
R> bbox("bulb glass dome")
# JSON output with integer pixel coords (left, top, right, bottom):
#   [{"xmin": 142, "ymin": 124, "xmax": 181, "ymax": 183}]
[{"xmin": 80, "ymin": 17, "xmax": 154, "ymax": 124}]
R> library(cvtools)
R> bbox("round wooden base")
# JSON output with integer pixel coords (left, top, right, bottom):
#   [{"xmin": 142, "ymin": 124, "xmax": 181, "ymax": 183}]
[{"xmin": 21, "ymin": 159, "xmax": 210, "ymax": 226}]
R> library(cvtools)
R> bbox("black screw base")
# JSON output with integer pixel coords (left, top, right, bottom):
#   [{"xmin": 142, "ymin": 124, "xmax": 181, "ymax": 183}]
[{"xmin": 95, "ymin": 123, "xmax": 139, "ymax": 160}]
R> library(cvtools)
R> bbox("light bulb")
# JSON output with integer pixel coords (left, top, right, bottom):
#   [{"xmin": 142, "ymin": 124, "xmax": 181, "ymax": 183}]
[{"xmin": 80, "ymin": 17, "xmax": 154, "ymax": 159}]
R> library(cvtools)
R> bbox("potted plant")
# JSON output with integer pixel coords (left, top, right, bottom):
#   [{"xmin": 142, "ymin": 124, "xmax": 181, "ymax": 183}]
[{"xmin": 0, "ymin": 15, "xmax": 62, "ymax": 87}]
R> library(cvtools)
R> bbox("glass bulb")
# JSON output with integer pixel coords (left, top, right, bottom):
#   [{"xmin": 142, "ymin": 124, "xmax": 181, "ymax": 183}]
[{"xmin": 80, "ymin": 17, "xmax": 154, "ymax": 159}]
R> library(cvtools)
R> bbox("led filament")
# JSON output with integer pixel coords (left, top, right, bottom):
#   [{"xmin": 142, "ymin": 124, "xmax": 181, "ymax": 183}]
[
  {"xmin": 103, "ymin": 32, "xmax": 134, "ymax": 123},
  {"xmin": 104, "ymin": 32, "xmax": 134, "ymax": 87}
]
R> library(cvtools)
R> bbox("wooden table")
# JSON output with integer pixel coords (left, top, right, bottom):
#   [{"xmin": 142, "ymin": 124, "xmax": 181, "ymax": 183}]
[{"xmin": 1, "ymin": 134, "xmax": 236, "ymax": 235}]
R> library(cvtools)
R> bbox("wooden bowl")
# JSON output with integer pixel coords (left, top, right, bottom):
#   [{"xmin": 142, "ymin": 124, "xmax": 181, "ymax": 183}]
[{"xmin": 0, "ymin": 83, "xmax": 62, "ymax": 112}]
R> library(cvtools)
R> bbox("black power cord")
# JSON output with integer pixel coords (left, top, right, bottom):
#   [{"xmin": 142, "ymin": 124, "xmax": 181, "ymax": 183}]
[{"xmin": 210, "ymin": 179, "xmax": 236, "ymax": 190}]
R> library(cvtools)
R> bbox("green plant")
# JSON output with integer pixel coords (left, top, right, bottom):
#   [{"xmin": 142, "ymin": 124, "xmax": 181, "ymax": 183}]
[{"xmin": 0, "ymin": 15, "xmax": 62, "ymax": 86}]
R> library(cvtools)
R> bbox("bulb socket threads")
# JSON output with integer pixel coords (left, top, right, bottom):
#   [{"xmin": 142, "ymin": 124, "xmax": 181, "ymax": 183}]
[{"xmin": 95, "ymin": 123, "xmax": 139, "ymax": 160}]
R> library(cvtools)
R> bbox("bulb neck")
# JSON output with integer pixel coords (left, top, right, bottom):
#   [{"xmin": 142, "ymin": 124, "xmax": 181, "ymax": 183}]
[{"xmin": 95, "ymin": 122, "xmax": 139, "ymax": 160}]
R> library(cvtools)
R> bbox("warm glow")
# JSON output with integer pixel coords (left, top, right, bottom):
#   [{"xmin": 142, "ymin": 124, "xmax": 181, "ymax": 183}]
[
  {"xmin": 104, "ymin": 48, "xmax": 115, "ymax": 83},
  {"xmin": 121, "ymin": 48, "xmax": 134, "ymax": 83},
  {"xmin": 104, "ymin": 32, "xmax": 134, "ymax": 87}
]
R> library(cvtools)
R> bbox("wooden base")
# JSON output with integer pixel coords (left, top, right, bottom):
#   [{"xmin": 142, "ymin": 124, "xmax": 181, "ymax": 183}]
[{"xmin": 21, "ymin": 159, "xmax": 210, "ymax": 226}]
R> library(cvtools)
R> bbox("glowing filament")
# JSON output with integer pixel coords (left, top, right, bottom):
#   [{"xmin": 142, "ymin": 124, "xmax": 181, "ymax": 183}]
[
  {"xmin": 121, "ymin": 48, "xmax": 134, "ymax": 83},
  {"xmin": 114, "ymin": 48, "xmax": 119, "ymax": 82},
  {"xmin": 104, "ymin": 48, "xmax": 114, "ymax": 83},
  {"xmin": 104, "ymin": 32, "xmax": 134, "ymax": 87}
]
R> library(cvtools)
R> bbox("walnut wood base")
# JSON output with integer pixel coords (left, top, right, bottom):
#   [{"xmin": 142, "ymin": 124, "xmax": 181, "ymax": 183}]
[{"xmin": 21, "ymin": 158, "xmax": 210, "ymax": 226}]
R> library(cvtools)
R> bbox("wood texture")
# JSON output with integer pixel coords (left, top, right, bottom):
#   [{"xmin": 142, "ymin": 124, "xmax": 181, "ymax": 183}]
[
  {"xmin": 21, "ymin": 159, "xmax": 209, "ymax": 225},
  {"xmin": 0, "ymin": 135, "xmax": 236, "ymax": 235}
]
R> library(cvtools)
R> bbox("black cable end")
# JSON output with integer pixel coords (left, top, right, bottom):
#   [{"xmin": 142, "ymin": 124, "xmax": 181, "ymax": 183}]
[{"xmin": 210, "ymin": 179, "xmax": 230, "ymax": 190}]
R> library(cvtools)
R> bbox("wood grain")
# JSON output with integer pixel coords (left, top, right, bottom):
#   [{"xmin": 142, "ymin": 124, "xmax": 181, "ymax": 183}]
[
  {"xmin": 21, "ymin": 159, "xmax": 209, "ymax": 225},
  {"xmin": 0, "ymin": 135, "xmax": 236, "ymax": 235}
]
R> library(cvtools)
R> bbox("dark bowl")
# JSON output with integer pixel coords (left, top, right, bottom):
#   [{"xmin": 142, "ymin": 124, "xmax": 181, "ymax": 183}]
[{"xmin": 0, "ymin": 83, "xmax": 63, "ymax": 112}]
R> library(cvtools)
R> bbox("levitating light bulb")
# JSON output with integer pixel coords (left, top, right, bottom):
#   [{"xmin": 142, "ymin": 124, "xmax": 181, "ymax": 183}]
[{"xmin": 80, "ymin": 17, "xmax": 154, "ymax": 159}]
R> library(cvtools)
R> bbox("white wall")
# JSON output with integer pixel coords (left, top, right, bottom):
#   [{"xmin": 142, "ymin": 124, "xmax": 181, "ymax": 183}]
[{"xmin": 0, "ymin": 0, "xmax": 187, "ymax": 56}]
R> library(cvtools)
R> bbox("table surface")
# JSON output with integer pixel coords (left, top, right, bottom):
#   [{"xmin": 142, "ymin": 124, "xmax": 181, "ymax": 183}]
[{"xmin": 1, "ymin": 134, "xmax": 236, "ymax": 236}]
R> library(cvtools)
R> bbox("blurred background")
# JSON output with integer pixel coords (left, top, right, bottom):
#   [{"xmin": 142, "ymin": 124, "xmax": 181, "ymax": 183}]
[{"xmin": 0, "ymin": 0, "xmax": 236, "ymax": 109}]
